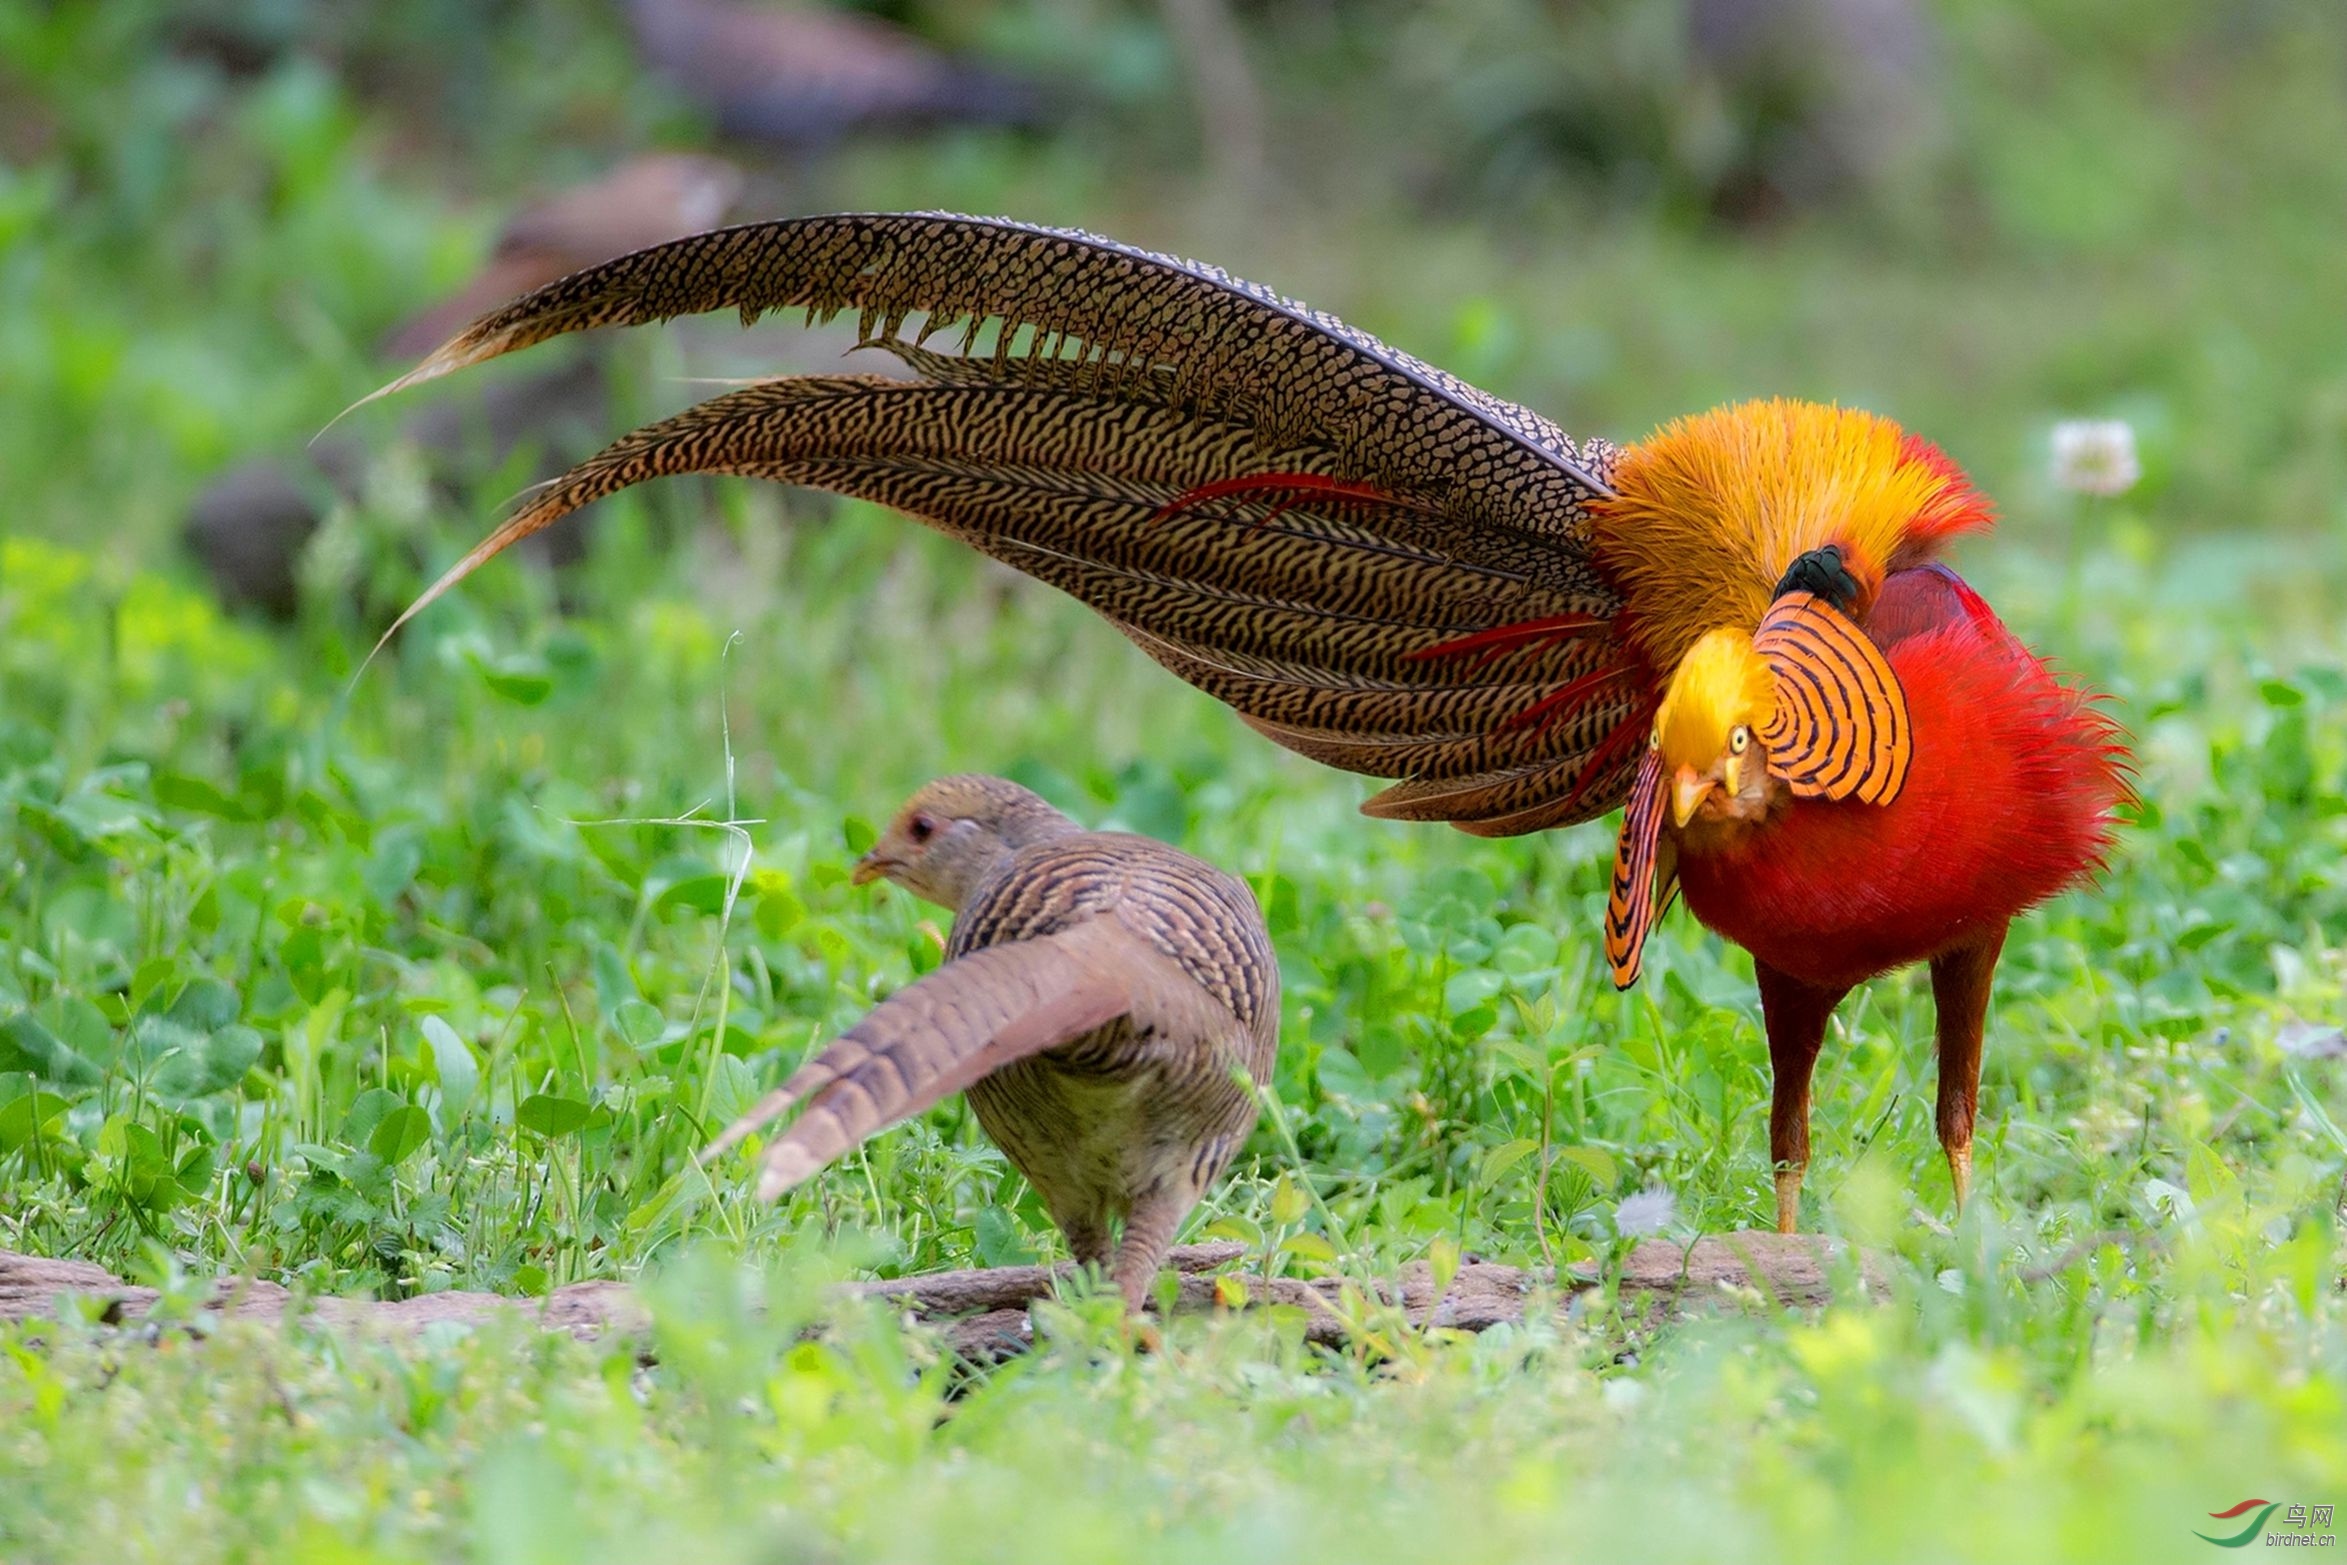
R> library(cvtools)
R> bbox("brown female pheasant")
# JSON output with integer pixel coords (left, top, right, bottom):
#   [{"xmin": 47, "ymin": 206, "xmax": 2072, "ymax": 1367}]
[
  {"xmin": 368, "ymin": 214, "xmax": 2126, "ymax": 1231},
  {"xmin": 704, "ymin": 775, "xmax": 1279, "ymax": 1310}
]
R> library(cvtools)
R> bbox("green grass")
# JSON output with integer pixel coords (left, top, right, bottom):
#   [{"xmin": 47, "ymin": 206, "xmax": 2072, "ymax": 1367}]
[{"xmin": 3, "ymin": 2, "xmax": 2345, "ymax": 1560}]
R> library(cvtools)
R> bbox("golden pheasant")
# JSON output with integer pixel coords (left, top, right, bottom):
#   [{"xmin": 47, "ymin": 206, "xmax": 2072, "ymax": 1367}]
[
  {"xmin": 704, "ymin": 775, "xmax": 1279, "ymax": 1309},
  {"xmin": 368, "ymin": 213, "xmax": 2127, "ymax": 1232}
]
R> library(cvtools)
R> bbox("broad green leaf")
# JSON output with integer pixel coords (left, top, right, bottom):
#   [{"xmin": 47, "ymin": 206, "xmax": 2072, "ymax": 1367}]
[
  {"xmin": 466, "ymin": 648, "xmax": 554, "ymax": 705},
  {"xmin": 1270, "ymin": 1173, "xmax": 1309, "ymax": 1226},
  {"xmin": 590, "ymin": 941, "xmax": 639, "ymax": 1016},
  {"xmin": 174, "ymin": 1137, "xmax": 218, "ymax": 1199},
  {"xmin": 652, "ymin": 873, "xmax": 735, "ymax": 917},
  {"xmin": 612, "ymin": 999, "xmax": 666, "ymax": 1048},
  {"xmin": 163, "ymin": 978, "xmax": 240, "ymax": 1032},
  {"xmin": 93, "ymin": 1116, "xmax": 174, "ymax": 1206},
  {"xmin": 0, "ymin": 1012, "xmax": 101, "ymax": 1086},
  {"xmin": 972, "ymin": 1206, "xmax": 1038, "ymax": 1267},
  {"xmin": 704, "ymin": 1054, "xmax": 761, "ymax": 1128},
  {"xmin": 1200, "ymin": 1215, "xmax": 1264, "ymax": 1248},
  {"xmin": 1443, "ymin": 968, "xmax": 1505, "ymax": 1018},
  {"xmin": 34, "ymin": 997, "xmax": 115, "ymax": 1067},
  {"xmin": 0, "ymin": 1090, "xmax": 71, "ymax": 1152},
  {"xmin": 153, "ymin": 772, "xmax": 247, "ymax": 820},
  {"xmin": 1555, "ymin": 1145, "xmax": 1621, "ymax": 1193},
  {"xmin": 1280, "ymin": 1232, "xmax": 1338, "ymax": 1265},
  {"xmin": 1450, "ymin": 1001, "xmax": 1500, "ymax": 1041},
  {"xmin": 516, "ymin": 1093, "xmax": 591, "ymax": 1138},
  {"xmin": 1478, "ymin": 1137, "xmax": 1541, "ymax": 1187},
  {"xmin": 2258, "ymin": 678, "xmax": 2303, "ymax": 707},
  {"xmin": 342, "ymin": 1087, "xmax": 407, "ymax": 1147},
  {"xmin": 149, "ymin": 1024, "xmax": 262, "ymax": 1100},
  {"xmin": 367, "ymin": 1104, "xmax": 431, "ymax": 1165}
]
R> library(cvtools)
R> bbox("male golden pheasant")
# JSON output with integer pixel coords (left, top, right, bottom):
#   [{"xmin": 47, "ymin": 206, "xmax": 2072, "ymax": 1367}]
[{"xmin": 367, "ymin": 213, "xmax": 2127, "ymax": 1232}]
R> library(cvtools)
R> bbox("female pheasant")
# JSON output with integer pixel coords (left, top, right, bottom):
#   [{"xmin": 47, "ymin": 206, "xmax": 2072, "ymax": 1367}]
[
  {"xmin": 705, "ymin": 775, "xmax": 1278, "ymax": 1312},
  {"xmin": 366, "ymin": 213, "xmax": 2127, "ymax": 1231}
]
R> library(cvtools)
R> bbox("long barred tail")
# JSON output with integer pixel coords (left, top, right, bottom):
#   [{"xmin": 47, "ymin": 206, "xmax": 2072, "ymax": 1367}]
[{"xmin": 368, "ymin": 213, "xmax": 1657, "ymax": 831}]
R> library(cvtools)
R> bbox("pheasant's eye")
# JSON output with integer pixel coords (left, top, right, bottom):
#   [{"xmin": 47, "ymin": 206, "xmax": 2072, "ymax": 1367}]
[
  {"xmin": 1648, "ymin": 727, "xmax": 1661, "ymax": 752},
  {"xmin": 908, "ymin": 814, "xmax": 936, "ymax": 843},
  {"xmin": 1729, "ymin": 726, "xmax": 1751, "ymax": 755}
]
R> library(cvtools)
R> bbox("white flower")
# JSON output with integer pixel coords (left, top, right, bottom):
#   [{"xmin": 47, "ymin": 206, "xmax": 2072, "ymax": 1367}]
[
  {"xmin": 2050, "ymin": 419, "xmax": 2141, "ymax": 497},
  {"xmin": 1613, "ymin": 1186, "xmax": 1678, "ymax": 1238}
]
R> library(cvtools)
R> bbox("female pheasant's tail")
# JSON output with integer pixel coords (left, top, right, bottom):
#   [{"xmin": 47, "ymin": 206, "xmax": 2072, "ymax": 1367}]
[
  {"xmin": 703, "ymin": 923, "xmax": 1134, "ymax": 1201},
  {"xmin": 364, "ymin": 213, "xmax": 1658, "ymax": 834}
]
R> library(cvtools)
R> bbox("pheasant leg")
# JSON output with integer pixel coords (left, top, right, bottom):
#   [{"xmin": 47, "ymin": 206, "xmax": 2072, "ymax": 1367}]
[
  {"xmin": 1107, "ymin": 1186, "xmax": 1190, "ymax": 1314},
  {"xmin": 1928, "ymin": 926, "xmax": 2007, "ymax": 1217},
  {"xmin": 1755, "ymin": 961, "xmax": 1851, "ymax": 1235}
]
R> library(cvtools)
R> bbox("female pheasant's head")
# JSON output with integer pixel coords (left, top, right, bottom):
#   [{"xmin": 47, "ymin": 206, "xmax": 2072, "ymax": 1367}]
[{"xmin": 852, "ymin": 775, "xmax": 1080, "ymax": 911}]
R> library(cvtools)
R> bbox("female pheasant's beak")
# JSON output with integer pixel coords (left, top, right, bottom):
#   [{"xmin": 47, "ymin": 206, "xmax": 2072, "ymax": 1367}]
[{"xmin": 850, "ymin": 848, "xmax": 896, "ymax": 886}]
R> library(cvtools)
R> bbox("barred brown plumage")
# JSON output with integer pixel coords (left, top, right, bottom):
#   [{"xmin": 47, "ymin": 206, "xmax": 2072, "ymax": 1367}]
[
  {"xmin": 1604, "ymin": 746, "xmax": 1677, "ymax": 988},
  {"xmin": 702, "ymin": 776, "xmax": 1278, "ymax": 1312},
  {"xmin": 379, "ymin": 154, "xmax": 742, "ymax": 361}
]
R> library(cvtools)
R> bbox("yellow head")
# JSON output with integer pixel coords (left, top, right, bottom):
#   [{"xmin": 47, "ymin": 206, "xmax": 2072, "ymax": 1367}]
[{"xmin": 1652, "ymin": 628, "xmax": 1779, "ymax": 828}]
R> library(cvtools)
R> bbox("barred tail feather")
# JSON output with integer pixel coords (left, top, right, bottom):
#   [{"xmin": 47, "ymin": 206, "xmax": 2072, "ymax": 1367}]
[
  {"xmin": 381, "ymin": 374, "xmax": 1655, "ymax": 830},
  {"xmin": 703, "ymin": 925, "xmax": 1134, "ymax": 1202}
]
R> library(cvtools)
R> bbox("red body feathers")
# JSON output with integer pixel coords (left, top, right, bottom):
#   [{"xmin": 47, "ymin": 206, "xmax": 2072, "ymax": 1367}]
[{"xmin": 1674, "ymin": 564, "xmax": 2127, "ymax": 990}]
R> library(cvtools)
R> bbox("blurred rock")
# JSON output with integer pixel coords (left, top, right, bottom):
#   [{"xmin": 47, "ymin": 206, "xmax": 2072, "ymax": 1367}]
[
  {"xmin": 1389, "ymin": 0, "xmax": 1940, "ymax": 223},
  {"xmin": 624, "ymin": 0, "xmax": 1055, "ymax": 146},
  {"xmin": 185, "ymin": 460, "xmax": 344, "ymax": 620},
  {"xmin": 2277, "ymin": 1020, "xmax": 2347, "ymax": 1061},
  {"xmin": 383, "ymin": 153, "xmax": 744, "ymax": 362},
  {"xmin": 1687, "ymin": 0, "xmax": 1940, "ymax": 219},
  {"xmin": 186, "ymin": 358, "xmax": 609, "ymax": 618}
]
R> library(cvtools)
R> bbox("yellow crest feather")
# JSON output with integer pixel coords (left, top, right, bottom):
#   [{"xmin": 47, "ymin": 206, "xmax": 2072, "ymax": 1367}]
[{"xmin": 1594, "ymin": 399, "xmax": 1972, "ymax": 673}]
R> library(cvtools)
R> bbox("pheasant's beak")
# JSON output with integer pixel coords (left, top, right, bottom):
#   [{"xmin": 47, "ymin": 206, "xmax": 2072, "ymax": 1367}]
[
  {"xmin": 1672, "ymin": 764, "xmax": 1716, "ymax": 828},
  {"xmin": 849, "ymin": 849, "xmax": 896, "ymax": 887}
]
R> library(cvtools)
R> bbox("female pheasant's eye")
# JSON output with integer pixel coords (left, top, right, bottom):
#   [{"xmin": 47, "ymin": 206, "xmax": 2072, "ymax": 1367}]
[
  {"xmin": 1730, "ymin": 726, "xmax": 1750, "ymax": 755},
  {"xmin": 908, "ymin": 814, "xmax": 935, "ymax": 843}
]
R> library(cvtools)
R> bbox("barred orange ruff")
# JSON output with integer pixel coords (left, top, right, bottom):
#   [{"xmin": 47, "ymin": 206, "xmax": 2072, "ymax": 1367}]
[{"xmin": 1751, "ymin": 590, "xmax": 1912, "ymax": 804}]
